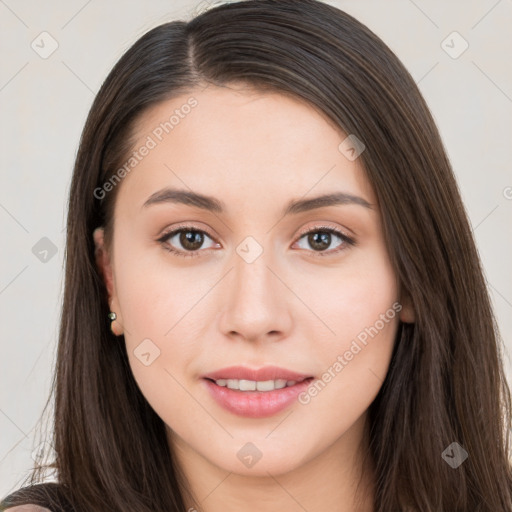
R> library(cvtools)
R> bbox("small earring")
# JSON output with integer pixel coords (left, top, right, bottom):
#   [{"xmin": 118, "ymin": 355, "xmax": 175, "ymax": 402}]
[{"xmin": 108, "ymin": 311, "xmax": 123, "ymax": 336}]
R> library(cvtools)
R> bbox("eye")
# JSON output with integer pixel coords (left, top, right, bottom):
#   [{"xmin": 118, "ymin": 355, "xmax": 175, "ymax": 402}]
[
  {"xmin": 157, "ymin": 225, "xmax": 219, "ymax": 258},
  {"xmin": 157, "ymin": 224, "xmax": 355, "ymax": 258},
  {"xmin": 293, "ymin": 226, "xmax": 355, "ymax": 256}
]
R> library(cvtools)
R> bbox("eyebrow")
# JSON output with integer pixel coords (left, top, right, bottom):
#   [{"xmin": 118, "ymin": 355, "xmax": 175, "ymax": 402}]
[{"xmin": 142, "ymin": 187, "xmax": 373, "ymax": 214}]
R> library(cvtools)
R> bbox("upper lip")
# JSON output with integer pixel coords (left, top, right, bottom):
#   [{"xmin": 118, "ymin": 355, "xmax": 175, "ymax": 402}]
[{"xmin": 203, "ymin": 365, "xmax": 312, "ymax": 382}]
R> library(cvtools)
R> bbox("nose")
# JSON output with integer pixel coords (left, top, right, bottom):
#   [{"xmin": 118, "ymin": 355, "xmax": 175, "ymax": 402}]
[{"xmin": 218, "ymin": 246, "xmax": 293, "ymax": 344}]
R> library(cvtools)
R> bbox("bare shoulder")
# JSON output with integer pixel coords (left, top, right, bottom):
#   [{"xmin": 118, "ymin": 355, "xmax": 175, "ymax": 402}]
[{"xmin": 4, "ymin": 505, "xmax": 52, "ymax": 512}]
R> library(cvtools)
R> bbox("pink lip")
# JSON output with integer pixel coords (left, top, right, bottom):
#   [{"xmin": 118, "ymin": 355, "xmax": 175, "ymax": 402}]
[
  {"xmin": 202, "ymin": 365, "xmax": 311, "ymax": 382},
  {"xmin": 202, "ymin": 365, "xmax": 314, "ymax": 418}
]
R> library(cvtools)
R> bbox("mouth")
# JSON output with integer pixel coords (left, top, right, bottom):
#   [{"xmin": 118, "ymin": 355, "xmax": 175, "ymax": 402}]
[
  {"xmin": 202, "ymin": 366, "xmax": 314, "ymax": 418},
  {"xmin": 205, "ymin": 377, "xmax": 307, "ymax": 391}
]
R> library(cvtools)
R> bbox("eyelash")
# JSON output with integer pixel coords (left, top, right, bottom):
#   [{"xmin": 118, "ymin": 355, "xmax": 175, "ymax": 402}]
[{"xmin": 157, "ymin": 224, "xmax": 356, "ymax": 259}]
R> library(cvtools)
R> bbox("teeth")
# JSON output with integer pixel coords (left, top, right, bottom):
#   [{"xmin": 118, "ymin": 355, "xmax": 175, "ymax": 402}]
[
  {"xmin": 239, "ymin": 379, "xmax": 256, "ymax": 391},
  {"xmin": 226, "ymin": 379, "xmax": 238, "ymax": 390},
  {"xmin": 256, "ymin": 380, "xmax": 275, "ymax": 391},
  {"xmin": 214, "ymin": 378, "xmax": 299, "ymax": 391},
  {"xmin": 274, "ymin": 379, "xmax": 287, "ymax": 389}
]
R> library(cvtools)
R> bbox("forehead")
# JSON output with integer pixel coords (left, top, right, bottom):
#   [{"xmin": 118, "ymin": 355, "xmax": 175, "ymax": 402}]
[{"xmin": 116, "ymin": 84, "xmax": 375, "ymax": 211}]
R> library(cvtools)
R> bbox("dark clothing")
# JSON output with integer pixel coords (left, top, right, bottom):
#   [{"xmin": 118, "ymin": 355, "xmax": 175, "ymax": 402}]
[{"xmin": 0, "ymin": 483, "xmax": 75, "ymax": 512}]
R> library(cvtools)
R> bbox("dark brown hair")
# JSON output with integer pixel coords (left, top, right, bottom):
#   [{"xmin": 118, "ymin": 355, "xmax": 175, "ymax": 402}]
[{"xmin": 2, "ymin": 0, "xmax": 511, "ymax": 510}]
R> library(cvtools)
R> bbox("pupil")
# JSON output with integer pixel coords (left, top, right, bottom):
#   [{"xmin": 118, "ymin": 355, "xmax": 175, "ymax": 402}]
[
  {"xmin": 309, "ymin": 232, "xmax": 330, "ymax": 251},
  {"xmin": 181, "ymin": 231, "xmax": 203, "ymax": 250}
]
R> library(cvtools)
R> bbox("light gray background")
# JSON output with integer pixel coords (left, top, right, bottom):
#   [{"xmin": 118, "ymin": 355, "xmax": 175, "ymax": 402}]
[{"xmin": 1, "ymin": 0, "xmax": 511, "ymax": 498}]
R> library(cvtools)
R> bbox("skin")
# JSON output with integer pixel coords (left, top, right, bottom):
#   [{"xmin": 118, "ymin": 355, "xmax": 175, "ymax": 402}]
[{"xmin": 94, "ymin": 83, "xmax": 415, "ymax": 512}]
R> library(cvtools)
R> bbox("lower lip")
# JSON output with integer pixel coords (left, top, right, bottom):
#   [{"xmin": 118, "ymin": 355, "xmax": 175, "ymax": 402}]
[{"xmin": 203, "ymin": 378, "xmax": 313, "ymax": 418}]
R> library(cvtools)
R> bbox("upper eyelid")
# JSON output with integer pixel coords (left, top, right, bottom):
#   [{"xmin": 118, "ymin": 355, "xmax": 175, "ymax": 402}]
[
  {"xmin": 158, "ymin": 223, "xmax": 216, "ymax": 242},
  {"xmin": 296, "ymin": 223, "xmax": 351, "ymax": 239},
  {"xmin": 158, "ymin": 223, "xmax": 353, "ymax": 247}
]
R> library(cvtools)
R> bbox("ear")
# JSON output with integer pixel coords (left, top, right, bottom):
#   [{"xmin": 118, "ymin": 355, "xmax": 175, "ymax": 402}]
[
  {"xmin": 399, "ymin": 292, "xmax": 415, "ymax": 323},
  {"xmin": 93, "ymin": 227, "xmax": 115, "ymax": 298},
  {"xmin": 94, "ymin": 227, "xmax": 124, "ymax": 336}
]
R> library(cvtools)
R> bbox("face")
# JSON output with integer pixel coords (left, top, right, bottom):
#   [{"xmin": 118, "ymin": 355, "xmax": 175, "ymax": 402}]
[{"xmin": 94, "ymin": 83, "xmax": 413, "ymax": 479}]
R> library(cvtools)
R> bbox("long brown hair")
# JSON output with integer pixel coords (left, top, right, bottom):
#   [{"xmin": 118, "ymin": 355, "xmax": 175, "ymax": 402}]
[{"xmin": 3, "ymin": 0, "xmax": 511, "ymax": 510}]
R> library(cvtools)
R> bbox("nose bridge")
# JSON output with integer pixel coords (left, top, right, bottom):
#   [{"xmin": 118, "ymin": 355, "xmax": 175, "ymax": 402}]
[
  {"xmin": 235, "ymin": 246, "xmax": 274, "ymax": 302},
  {"xmin": 219, "ymin": 236, "xmax": 290, "ymax": 341}
]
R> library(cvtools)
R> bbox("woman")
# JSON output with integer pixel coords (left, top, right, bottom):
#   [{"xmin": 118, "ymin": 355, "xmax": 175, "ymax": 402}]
[{"xmin": 2, "ymin": 0, "xmax": 511, "ymax": 510}]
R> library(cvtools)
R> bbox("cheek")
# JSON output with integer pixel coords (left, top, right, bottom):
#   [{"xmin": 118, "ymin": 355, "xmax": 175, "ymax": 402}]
[
  {"xmin": 113, "ymin": 239, "xmax": 209, "ymax": 343},
  {"xmin": 111, "ymin": 244, "xmax": 200, "ymax": 407},
  {"xmin": 295, "ymin": 250, "xmax": 400, "ymax": 427},
  {"xmin": 309, "ymin": 241, "xmax": 399, "ymax": 352}
]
